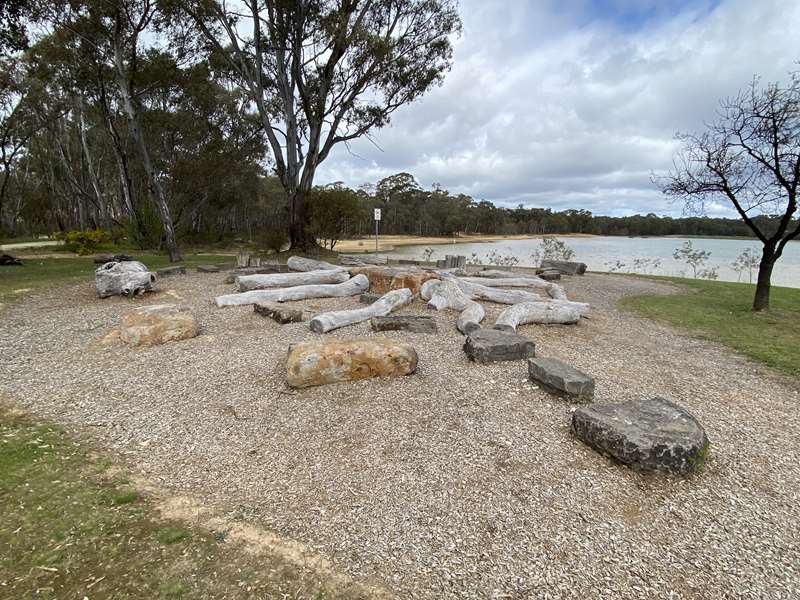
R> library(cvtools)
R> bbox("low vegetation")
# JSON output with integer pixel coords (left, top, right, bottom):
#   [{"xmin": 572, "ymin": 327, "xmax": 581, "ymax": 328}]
[
  {"xmin": 620, "ymin": 277, "xmax": 799, "ymax": 376},
  {"xmin": 0, "ymin": 405, "xmax": 365, "ymax": 599},
  {"xmin": 0, "ymin": 254, "xmax": 232, "ymax": 307}
]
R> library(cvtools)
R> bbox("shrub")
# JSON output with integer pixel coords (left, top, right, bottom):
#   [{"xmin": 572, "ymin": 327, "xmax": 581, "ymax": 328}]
[{"xmin": 62, "ymin": 229, "xmax": 112, "ymax": 255}]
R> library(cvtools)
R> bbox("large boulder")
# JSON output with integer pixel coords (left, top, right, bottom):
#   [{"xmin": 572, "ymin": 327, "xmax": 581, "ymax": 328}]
[
  {"xmin": 571, "ymin": 397, "xmax": 710, "ymax": 475},
  {"xmin": 95, "ymin": 261, "xmax": 155, "ymax": 298},
  {"xmin": 286, "ymin": 338, "xmax": 417, "ymax": 388},
  {"xmin": 117, "ymin": 304, "xmax": 199, "ymax": 346},
  {"xmin": 463, "ymin": 329, "xmax": 536, "ymax": 363},
  {"xmin": 528, "ymin": 357, "xmax": 594, "ymax": 401},
  {"xmin": 540, "ymin": 260, "xmax": 587, "ymax": 275},
  {"xmin": 348, "ymin": 266, "xmax": 436, "ymax": 295}
]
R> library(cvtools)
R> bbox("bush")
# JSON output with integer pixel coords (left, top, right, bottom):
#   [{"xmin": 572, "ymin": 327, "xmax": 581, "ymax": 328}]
[
  {"xmin": 257, "ymin": 227, "xmax": 289, "ymax": 253},
  {"xmin": 61, "ymin": 229, "xmax": 112, "ymax": 255}
]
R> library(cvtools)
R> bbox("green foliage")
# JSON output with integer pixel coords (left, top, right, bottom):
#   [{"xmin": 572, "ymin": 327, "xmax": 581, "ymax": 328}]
[
  {"xmin": 308, "ymin": 185, "xmax": 366, "ymax": 250},
  {"xmin": 59, "ymin": 228, "xmax": 112, "ymax": 255},
  {"xmin": 256, "ymin": 227, "xmax": 289, "ymax": 253},
  {"xmin": 620, "ymin": 277, "xmax": 800, "ymax": 376},
  {"xmin": 530, "ymin": 236, "xmax": 576, "ymax": 265}
]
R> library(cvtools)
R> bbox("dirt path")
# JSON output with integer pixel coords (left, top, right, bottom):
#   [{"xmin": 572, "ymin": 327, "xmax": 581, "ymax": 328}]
[{"xmin": 1, "ymin": 272, "xmax": 798, "ymax": 599}]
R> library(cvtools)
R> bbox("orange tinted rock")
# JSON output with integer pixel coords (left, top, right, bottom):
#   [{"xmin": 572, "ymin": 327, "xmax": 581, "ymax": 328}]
[
  {"xmin": 348, "ymin": 266, "xmax": 435, "ymax": 294},
  {"xmin": 286, "ymin": 338, "xmax": 417, "ymax": 388},
  {"xmin": 118, "ymin": 304, "xmax": 198, "ymax": 346}
]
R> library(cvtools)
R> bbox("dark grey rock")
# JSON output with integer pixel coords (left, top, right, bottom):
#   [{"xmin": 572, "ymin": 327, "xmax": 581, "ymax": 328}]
[
  {"xmin": 572, "ymin": 397, "xmax": 710, "ymax": 475},
  {"xmin": 254, "ymin": 301, "xmax": 303, "ymax": 324},
  {"xmin": 370, "ymin": 315, "xmax": 438, "ymax": 333},
  {"xmin": 93, "ymin": 253, "xmax": 132, "ymax": 265},
  {"xmin": 540, "ymin": 260, "xmax": 587, "ymax": 275},
  {"xmin": 528, "ymin": 357, "xmax": 594, "ymax": 401},
  {"xmin": 359, "ymin": 293, "xmax": 382, "ymax": 305},
  {"xmin": 156, "ymin": 265, "xmax": 186, "ymax": 277},
  {"xmin": 196, "ymin": 264, "xmax": 220, "ymax": 273},
  {"xmin": 538, "ymin": 270, "xmax": 561, "ymax": 281},
  {"xmin": 463, "ymin": 329, "xmax": 535, "ymax": 363}
]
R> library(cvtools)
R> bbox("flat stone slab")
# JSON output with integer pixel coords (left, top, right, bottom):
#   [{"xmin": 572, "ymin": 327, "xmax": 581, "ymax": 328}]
[
  {"xmin": 571, "ymin": 397, "xmax": 710, "ymax": 475},
  {"xmin": 528, "ymin": 357, "xmax": 594, "ymax": 401},
  {"xmin": 254, "ymin": 301, "xmax": 303, "ymax": 324},
  {"xmin": 463, "ymin": 329, "xmax": 535, "ymax": 363},
  {"xmin": 540, "ymin": 260, "xmax": 587, "ymax": 275},
  {"xmin": 370, "ymin": 315, "xmax": 438, "ymax": 333},
  {"xmin": 196, "ymin": 264, "xmax": 220, "ymax": 273},
  {"xmin": 157, "ymin": 265, "xmax": 186, "ymax": 277},
  {"xmin": 359, "ymin": 293, "xmax": 382, "ymax": 305}
]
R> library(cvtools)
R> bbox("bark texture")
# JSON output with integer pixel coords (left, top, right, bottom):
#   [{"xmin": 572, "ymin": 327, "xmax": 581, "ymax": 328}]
[
  {"xmin": 287, "ymin": 256, "xmax": 344, "ymax": 272},
  {"xmin": 309, "ymin": 288, "xmax": 413, "ymax": 333},
  {"xmin": 95, "ymin": 261, "xmax": 155, "ymax": 298},
  {"xmin": 215, "ymin": 274, "xmax": 369, "ymax": 307},
  {"xmin": 237, "ymin": 269, "xmax": 350, "ymax": 291}
]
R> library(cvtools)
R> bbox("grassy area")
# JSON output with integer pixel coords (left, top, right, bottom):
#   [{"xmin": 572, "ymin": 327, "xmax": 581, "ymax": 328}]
[
  {"xmin": 0, "ymin": 253, "xmax": 233, "ymax": 307},
  {"xmin": 619, "ymin": 276, "xmax": 800, "ymax": 376},
  {"xmin": 0, "ymin": 405, "xmax": 366, "ymax": 599}
]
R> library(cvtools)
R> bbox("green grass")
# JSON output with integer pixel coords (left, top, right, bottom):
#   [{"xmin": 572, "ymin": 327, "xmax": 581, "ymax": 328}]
[
  {"xmin": 619, "ymin": 276, "xmax": 800, "ymax": 376},
  {"xmin": 0, "ymin": 253, "xmax": 234, "ymax": 307},
  {"xmin": 0, "ymin": 405, "xmax": 369, "ymax": 599}
]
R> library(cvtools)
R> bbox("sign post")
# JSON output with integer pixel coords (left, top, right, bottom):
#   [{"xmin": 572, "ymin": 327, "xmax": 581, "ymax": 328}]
[{"xmin": 373, "ymin": 208, "xmax": 381, "ymax": 253}]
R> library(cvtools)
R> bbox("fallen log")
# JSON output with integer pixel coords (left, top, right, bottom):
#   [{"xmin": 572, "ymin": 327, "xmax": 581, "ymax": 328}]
[
  {"xmin": 424, "ymin": 279, "xmax": 485, "ymax": 334},
  {"xmin": 309, "ymin": 288, "xmax": 413, "ymax": 333},
  {"xmin": 339, "ymin": 254, "xmax": 389, "ymax": 266},
  {"xmin": 493, "ymin": 300, "xmax": 589, "ymax": 330},
  {"xmin": 455, "ymin": 279, "xmax": 545, "ymax": 305},
  {"xmin": 237, "ymin": 269, "xmax": 349, "ymax": 291},
  {"xmin": 420, "ymin": 278, "xmax": 442, "ymax": 301},
  {"xmin": 215, "ymin": 274, "xmax": 368, "ymax": 307},
  {"xmin": 472, "ymin": 269, "xmax": 518, "ymax": 278},
  {"xmin": 286, "ymin": 256, "xmax": 344, "ymax": 272},
  {"xmin": 95, "ymin": 261, "xmax": 155, "ymax": 298},
  {"xmin": 458, "ymin": 276, "xmax": 567, "ymax": 299},
  {"xmin": 457, "ymin": 301, "xmax": 485, "ymax": 334}
]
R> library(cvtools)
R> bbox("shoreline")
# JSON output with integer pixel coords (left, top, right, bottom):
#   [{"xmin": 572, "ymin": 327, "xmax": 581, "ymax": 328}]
[{"xmin": 335, "ymin": 233, "xmax": 594, "ymax": 253}]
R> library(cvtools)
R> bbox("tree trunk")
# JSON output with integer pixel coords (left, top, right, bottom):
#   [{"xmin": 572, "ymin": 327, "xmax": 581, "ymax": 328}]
[
  {"xmin": 112, "ymin": 39, "xmax": 182, "ymax": 262},
  {"xmin": 753, "ymin": 248, "xmax": 775, "ymax": 311},
  {"xmin": 309, "ymin": 288, "xmax": 413, "ymax": 333},
  {"xmin": 288, "ymin": 190, "xmax": 317, "ymax": 250}
]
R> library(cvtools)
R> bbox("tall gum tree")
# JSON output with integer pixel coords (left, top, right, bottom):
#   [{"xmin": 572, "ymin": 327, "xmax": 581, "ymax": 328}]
[
  {"xmin": 659, "ymin": 74, "xmax": 800, "ymax": 311},
  {"xmin": 178, "ymin": 0, "xmax": 461, "ymax": 250}
]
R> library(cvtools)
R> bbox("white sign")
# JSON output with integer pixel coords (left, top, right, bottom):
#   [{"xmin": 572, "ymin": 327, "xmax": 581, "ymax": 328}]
[{"xmin": 374, "ymin": 208, "xmax": 382, "ymax": 221}]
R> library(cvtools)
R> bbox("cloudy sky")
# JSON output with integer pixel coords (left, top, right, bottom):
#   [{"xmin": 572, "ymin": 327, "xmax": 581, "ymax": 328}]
[{"xmin": 317, "ymin": 0, "xmax": 799, "ymax": 217}]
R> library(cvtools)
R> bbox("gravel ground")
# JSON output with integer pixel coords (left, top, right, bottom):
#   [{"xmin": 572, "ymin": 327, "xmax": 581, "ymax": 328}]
[{"xmin": 2, "ymin": 271, "xmax": 799, "ymax": 599}]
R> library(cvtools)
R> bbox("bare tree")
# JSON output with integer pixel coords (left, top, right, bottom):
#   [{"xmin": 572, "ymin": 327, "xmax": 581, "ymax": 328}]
[
  {"xmin": 659, "ymin": 74, "xmax": 800, "ymax": 310},
  {"xmin": 179, "ymin": 0, "xmax": 461, "ymax": 249}
]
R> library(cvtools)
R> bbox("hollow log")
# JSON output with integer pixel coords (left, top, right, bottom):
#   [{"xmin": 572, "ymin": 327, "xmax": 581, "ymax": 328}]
[
  {"xmin": 286, "ymin": 256, "xmax": 344, "ymax": 272},
  {"xmin": 215, "ymin": 274, "xmax": 368, "ymax": 307},
  {"xmin": 493, "ymin": 301, "xmax": 588, "ymax": 331},
  {"xmin": 309, "ymin": 288, "xmax": 413, "ymax": 333},
  {"xmin": 95, "ymin": 261, "xmax": 156, "ymax": 298},
  {"xmin": 237, "ymin": 269, "xmax": 349, "ymax": 291}
]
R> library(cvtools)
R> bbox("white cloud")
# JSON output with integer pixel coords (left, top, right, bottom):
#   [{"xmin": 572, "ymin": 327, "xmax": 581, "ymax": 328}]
[{"xmin": 316, "ymin": 0, "xmax": 800, "ymax": 217}]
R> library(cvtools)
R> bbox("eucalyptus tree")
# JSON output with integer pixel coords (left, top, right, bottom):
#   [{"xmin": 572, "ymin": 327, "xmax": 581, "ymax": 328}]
[
  {"xmin": 177, "ymin": 0, "xmax": 461, "ymax": 249},
  {"xmin": 660, "ymin": 73, "xmax": 800, "ymax": 310}
]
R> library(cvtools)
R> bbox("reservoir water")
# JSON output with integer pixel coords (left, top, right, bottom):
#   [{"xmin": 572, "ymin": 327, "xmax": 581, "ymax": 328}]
[{"xmin": 385, "ymin": 236, "xmax": 800, "ymax": 288}]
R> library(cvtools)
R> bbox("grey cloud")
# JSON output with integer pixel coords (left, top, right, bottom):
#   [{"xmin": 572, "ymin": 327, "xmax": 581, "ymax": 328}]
[{"xmin": 316, "ymin": 0, "xmax": 799, "ymax": 217}]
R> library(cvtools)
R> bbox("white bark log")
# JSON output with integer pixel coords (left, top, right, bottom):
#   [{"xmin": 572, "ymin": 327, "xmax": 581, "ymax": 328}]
[
  {"xmin": 237, "ymin": 269, "xmax": 349, "ymax": 291},
  {"xmin": 420, "ymin": 278, "xmax": 442, "ymax": 301},
  {"xmin": 309, "ymin": 288, "xmax": 413, "ymax": 333},
  {"xmin": 471, "ymin": 269, "xmax": 519, "ymax": 278},
  {"xmin": 494, "ymin": 301, "xmax": 589, "ymax": 331},
  {"xmin": 455, "ymin": 279, "xmax": 545, "ymax": 305},
  {"xmin": 215, "ymin": 274, "xmax": 369, "ymax": 307},
  {"xmin": 459, "ymin": 276, "xmax": 550, "ymax": 288},
  {"xmin": 457, "ymin": 301, "xmax": 485, "ymax": 334},
  {"xmin": 424, "ymin": 279, "xmax": 485, "ymax": 334},
  {"xmin": 95, "ymin": 261, "xmax": 156, "ymax": 298},
  {"xmin": 339, "ymin": 254, "xmax": 388, "ymax": 266},
  {"xmin": 286, "ymin": 256, "xmax": 344, "ymax": 272}
]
